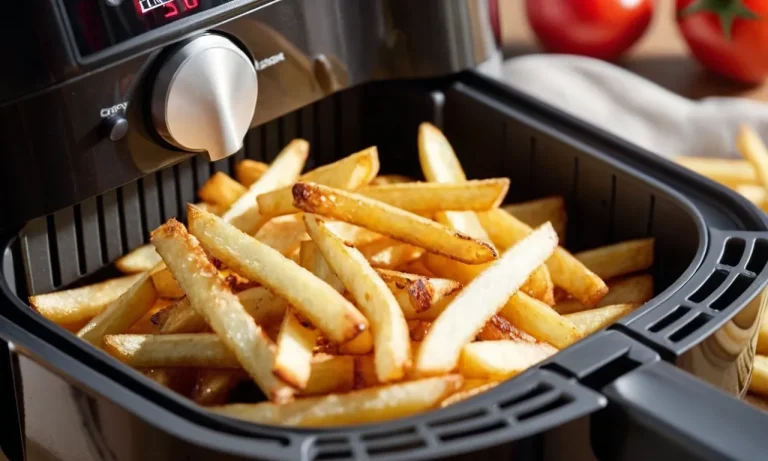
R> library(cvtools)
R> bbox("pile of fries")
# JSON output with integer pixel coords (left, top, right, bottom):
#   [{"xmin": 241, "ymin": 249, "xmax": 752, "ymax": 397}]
[
  {"xmin": 29, "ymin": 123, "xmax": 655, "ymax": 427},
  {"xmin": 681, "ymin": 126, "xmax": 768, "ymax": 412}
]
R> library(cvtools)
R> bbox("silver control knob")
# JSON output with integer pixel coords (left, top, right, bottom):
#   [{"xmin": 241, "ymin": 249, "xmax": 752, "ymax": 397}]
[{"xmin": 151, "ymin": 35, "xmax": 258, "ymax": 161}]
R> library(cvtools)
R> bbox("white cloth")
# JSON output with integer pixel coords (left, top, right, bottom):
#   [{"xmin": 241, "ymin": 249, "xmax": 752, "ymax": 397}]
[{"xmin": 487, "ymin": 54, "xmax": 768, "ymax": 159}]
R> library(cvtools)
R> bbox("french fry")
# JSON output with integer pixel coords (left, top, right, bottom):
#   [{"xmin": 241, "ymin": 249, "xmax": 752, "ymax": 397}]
[
  {"xmin": 476, "ymin": 315, "xmax": 538, "ymax": 342},
  {"xmin": 29, "ymin": 273, "xmax": 145, "ymax": 326},
  {"xmin": 418, "ymin": 122, "xmax": 495, "ymax": 243},
  {"xmin": 115, "ymin": 244, "xmax": 162, "ymax": 274},
  {"xmin": 407, "ymin": 320, "xmax": 432, "ymax": 342},
  {"xmin": 359, "ymin": 238, "xmax": 425, "ymax": 269},
  {"xmin": 105, "ymin": 334, "xmax": 242, "ymax": 368},
  {"xmin": 338, "ymin": 330, "xmax": 374, "ymax": 355},
  {"xmin": 127, "ymin": 299, "xmax": 174, "ymax": 334},
  {"xmin": 371, "ymin": 174, "xmax": 414, "ymax": 185},
  {"xmin": 273, "ymin": 311, "xmax": 319, "ymax": 389},
  {"xmin": 354, "ymin": 354, "xmax": 379, "ymax": 388},
  {"xmin": 503, "ymin": 196, "xmax": 567, "ymax": 242},
  {"xmin": 187, "ymin": 205, "xmax": 368, "ymax": 344},
  {"xmin": 675, "ymin": 156, "xmax": 758, "ymax": 187},
  {"xmin": 575, "ymin": 239, "xmax": 654, "ymax": 280},
  {"xmin": 253, "ymin": 214, "xmax": 308, "ymax": 256},
  {"xmin": 736, "ymin": 184, "xmax": 767, "ymax": 207},
  {"xmin": 191, "ymin": 370, "xmax": 247, "ymax": 406},
  {"xmin": 222, "ymin": 139, "xmax": 309, "ymax": 233},
  {"xmin": 323, "ymin": 221, "xmax": 383, "ymax": 247},
  {"xmin": 414, "ymin": 223, "xmax": 558, "ymax": 376},
  {"xmin": 357, "ymin": 179, "xmax": 509, "ymax": 213},
  {"xmin": 478, "ymin": 209, "xmax": 607, "ymax": 306},
  {"xmin": 459, "ymin": 340, "xmax": 557, "ymax": 379},
  {"xmin": 440, "ymin": 380, "xmax": 500, "ymax": 407},
  {"xmin": 78, "ymin": 272, "xmax": 158, "ymax": 346},
  {"xmin": 236, "ymin": 159, "xmax": 269, "ymax": 187},
  {"xmin": 499, "ymin": 292, "xmax": 581, "ymax": 349},
  {"xmin": 256, "ymin": 147, "xmax": 380, "ymax": 219},
  {"xmin": 554, "ymin": 274, "xmax": 654, "ymax": 315},
  {"xmin": 565, "ymin": 303, "xmax": 640, "ymax": 336},
  {"xmin": 301, "ymin": 354, "xmax": 355, "ymax": 396},
  {"xmin": 750, "ymin": 355, "xmax": 768, "ymax": 396},
  {"xmin": 737, "ymin": 126, "xmax": 768, "ymax": 194},
  {"xmin": 198, "ymin": 172, "xmax": 247, "ymax": 208},
  {"xmin": 375, "ymin": 269, "xmax": 461, "ymax": 317},
  {"xmin": 150, "ymin": 265, "xmax": 185, "ymax": 299},
  {"xmin": 758, "ymin": 313, "xmax": 768, "ymax": 355},
  {"xmin": 212, "ymin": 375, "xmax": 463, "ymax": 427},
  {"xmin": 151, "ymin": 219, "xmax": 295, "ymax": 403},
  {"xmin": 521, "ymin": 265, "xmax": 555, "ymax": 305},
  {"xmin": 144, "ymin": 368, "xmax": 198, "ymax": 396},
  {"xmin": 423, "ymin": 254, "xmax": 490, "ymax": 285},
  {"xmin": 293, "ymin": 182, "xmax": 497, "ymax": 264},
  {"xmin": 396, "ymin": 258, "xmax": 435, "ymax": 277},
  {"xmin": 304, "ymin": 215, "xmax": 411, "ymax": 382}
]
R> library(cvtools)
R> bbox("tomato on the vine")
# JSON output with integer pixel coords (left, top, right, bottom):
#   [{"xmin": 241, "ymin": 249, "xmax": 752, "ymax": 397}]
[
  {"xmin": 525, "ymin": 0, "xmax": 655, "ymax": 61},
  {"xmin": 676, "ymin": 0, "xmax": 768, "ymax": 84}
]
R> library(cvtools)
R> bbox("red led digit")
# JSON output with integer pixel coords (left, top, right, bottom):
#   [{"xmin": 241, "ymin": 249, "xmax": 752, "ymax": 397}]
[
  {"xmin": 164, "ymin": 2, "xmax": 179, "ymax": 17},
  {"xmin": 184, "ymin": 0, "xmax": 199, "ymax": 8}
]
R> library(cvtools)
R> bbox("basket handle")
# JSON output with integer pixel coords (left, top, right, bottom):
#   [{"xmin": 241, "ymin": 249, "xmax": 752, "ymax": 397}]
[
  {"xmin": 616, "ymin": 228, "xmax": 768, "ymax": 359},
  {"xmin": 595, "ymin": 360, "xmax": 768, "ymax": 461},
  {"xmin": 0, "ymin": 331, "xmax": 24, "ymax": 461}
]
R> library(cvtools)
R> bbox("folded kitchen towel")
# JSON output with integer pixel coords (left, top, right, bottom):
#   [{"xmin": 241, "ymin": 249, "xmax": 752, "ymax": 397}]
[{"xmin": 490, "ymin": 54, "xmax": 768, "ymax": 159}]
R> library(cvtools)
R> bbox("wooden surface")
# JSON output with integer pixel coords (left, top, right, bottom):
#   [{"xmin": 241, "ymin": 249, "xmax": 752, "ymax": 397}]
[{"xmin": 499, "ymin": 0, "xmax": 768, "ymax": 101}]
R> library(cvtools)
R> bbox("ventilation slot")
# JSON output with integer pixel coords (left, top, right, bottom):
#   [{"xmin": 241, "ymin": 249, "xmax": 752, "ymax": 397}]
[
  {"xmin": 517, "ymin": 396, "xmax": 572, "ymax": 422},
  {"xmin": 313, "ymin": 437, "xmax": 353, "ymax": 461},
  {"xmin": 45, "ymin": 215, "xmax": 61, "ymax": 288},
  {"xmin": 669, "ymin": 312, "xmax": 712, "ymax": 342},
  {"xmin": 648, "ymin": 306, "xmax": 690, "ymax": 333},
  {"xmin": 316, "ymin": 437, "xmax": 348, "ymax": 446},
  {"xmin": 362, "ymin": 427, "xmax": 417, "ymax": 441},
  {"xmin": 314, "ymin": 449, "xmax": 353, "ymax": 461},
  {"xmin": 710, "ymin": 274, "xmax": 754, "ymax": 311},
  {"xmin": 367, "ymin": 438, "xmax": 426, "ymax": 457},
  {"xmin": 747, "ymin": 239, "xmax": 768, "ymax": 274},
  {"xmin": 720, "ymin": 238, "xmax": 746, "ymax": 266},
  {"xmin": 498, "ymin": 383, "xmax": 551, "ymax": 410},
  {"xmin": 687, "ymin": 270, "xmax": 728, "ymax": 304},
  {"xmin": 580, "ymin": 354, "xmax": 642, "ymax": 390},
  {"xmin": 428, "ymin": 408, "xmax": 487, "ymax": 428},
  {"xmin": 438, "ymin": 419, "xmax": 508, "ymax": 442}
]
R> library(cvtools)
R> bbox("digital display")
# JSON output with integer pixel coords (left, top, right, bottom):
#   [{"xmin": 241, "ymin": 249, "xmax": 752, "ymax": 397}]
[{"xmin": 63, "ymin": 0, "xmax": 237, "ymax": 56}]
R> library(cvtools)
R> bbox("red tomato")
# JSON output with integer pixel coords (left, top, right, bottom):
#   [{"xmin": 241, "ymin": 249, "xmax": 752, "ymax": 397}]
[
  {"xmin": 676, "ymin": 0, "xmax": 768, "ymax": 84},
  {"xmin": 525, "ymin": 0, "xmax": 655, "ymax": 61}
]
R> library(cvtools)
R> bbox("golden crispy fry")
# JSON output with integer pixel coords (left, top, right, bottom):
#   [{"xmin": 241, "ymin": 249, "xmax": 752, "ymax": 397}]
[
  {"xmin": 212, "ymin": 375, "xmax": 463, "ymax": 427},
  {"xmin": 395, "ymin": 258, "xmax": 435, "ymax": 277},
  {"xmin": 273, "ymin": 311, "xmax": 319, "ymax": 389},
  {"xmin": 354, "ymin": 354, "xmax": 379, "ymax": 388},
  {"xmin": 736, "ymin": 184, "xmax": 767, "ymax": 207},
  {"xmin": 151, "ymin": 219, "xmax": 294, "ymax": 403},
  {"xmin": 253, "ymin": 214, "xmax": 308, "ymax": 256},
  {"xmin": 236, "ymin": 159, "xmax": 269, "ymax": 187},
  {"xmin": 338, "ymin": 330, "xmax": 374, "ymax": 355},
  {"xmin": 293, "ymin": 182, "xmax": 497, "ymax": 264},
  {"xmin": 150, "ymin": 264, "xmax": 185, "ymax": 299},
  {"xmin": 144, "ymin": 368, "xmax": 198, "ymax": 396},
  {"xmin": 29, "ymin": 273, "xmax": 145, "ymax": 326},
  {"xmin": 359, "ymin": 238, "xmax": 425, "ymax": 269},
  {"xmin": 256, "ymin": 147, "xmax": 380, "ymax": 219},
  {"xmin": 357, "ymin": 179, "xmax": 509, "ymax": 213},
  {"xmin": 407, "ymin": 320, "xmax": 432, "ymax": 342},
  {"xmin": 499, "ymin": 292, "xmax": 581, "ymax": 349},
  {"xmin": 503, "ymin": 196, "xmax": 567, "ymax": 242},
  {"xmin": 191, "ymin": 370, "xmax": 247, "ymax": 406},
  {"xmin": 750, "ymin": 355, "xmax": 768, "ymax": 396},
  {"xmin": 521, "ymin": 265, "xmax": 555, "ymax": 305},
  {"xmin": 301, "ymin": 354, "xmax": 355, "ymax": 396},
  {"xmin": 676, "ymin": 156, "xmax": 758, "ymax": 187},
  {"xmin": 737, "ymin": 126, "xmax": 768, "ymax": 194},
  {"xmin": 478, "ymin": 209, "xmax": 608, "ymax": 306},
  {"xmin": 370, "ymin": 175, "xmax": 414, "ymax": 185},
  {"xmin": 554, "ymin": 274, "xmax": 654, "ymax": 315},
  {"xmin": 565, "ymin": 303, "xmax": 640, "ymax": 336},
  {"xmin": 415, "ymin": 223, "xmax": 558, "ymax": 376},
  {"xmin": 222, "ymin": 139, "xmax": 309, "ymax": 233},
  {"xmin": 423, "ymin": 254, "xmax": 490, "ymax": 285},
  {"xmin": 198, "ymin": 172, "xmax": 247, "ymax": 208},
  {"xmin": 323, "ymin": 221, "xmax": 384, "ymax": 247},
  {"xmin": 115, "ymin": 244, "xmax": 162, "ymax": 274},
  {"xmin": 105, "ymin": 334, "xmax": 242, "ymax": 368},
  {"xmin": 304, "ymin": 215, "xmax": 411, "ymax": 382},
  {"xmin": 78, "ymin": 272, "xmax": 158, "ymax": 346},
  {"xmin": 758, "ymin": 313, "xmax": 768, "ymax": 355},
  {"xmin": 476, "ymin": 315, "xmax": 538, "ymax": 342},
  {"xmin": 459, "ymin": 340, "xmax": 557, "ymax": 379},
  {"xmin": 127, "ymin": 299, "xmax": 174, "ymax": 334},
  {"xmin": 440, "ymin": 380, "xmax": 500, "ymax": 407},
  {"xmin": 187, "ymin": 205, "xmax": 368, "ymax": 344},
  {"xmin": 575, "ymin": 239, "xmax": 654, "ymax": 280},
  {"xmin": 375, "ymin": 269, "xmax": 461, "ymax": 317}
]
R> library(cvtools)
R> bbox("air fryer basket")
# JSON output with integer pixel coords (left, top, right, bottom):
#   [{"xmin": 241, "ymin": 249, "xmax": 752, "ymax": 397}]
[{"xmin": 1, "ymin": 72, "xmax": 767, "ymax": 461}]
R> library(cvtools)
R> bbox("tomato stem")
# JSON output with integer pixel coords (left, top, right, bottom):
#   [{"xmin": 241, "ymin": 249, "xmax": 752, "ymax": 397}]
[{"xmin": 680, "ymin": 0, "xmax": 760, "ymax": 40}]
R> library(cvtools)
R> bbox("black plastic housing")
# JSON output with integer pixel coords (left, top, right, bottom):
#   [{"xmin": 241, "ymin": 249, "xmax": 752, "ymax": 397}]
[{"xmin": 2, "ymin": 72, "xmax": 768, "ymax": 461}]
